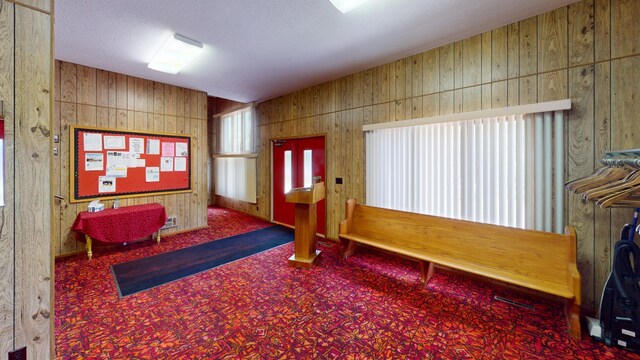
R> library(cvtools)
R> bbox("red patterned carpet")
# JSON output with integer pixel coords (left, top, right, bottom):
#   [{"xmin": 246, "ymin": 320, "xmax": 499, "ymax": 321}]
[{"xmin": 56, "ymin": 206, "xmax": 639, "ymax": 359}]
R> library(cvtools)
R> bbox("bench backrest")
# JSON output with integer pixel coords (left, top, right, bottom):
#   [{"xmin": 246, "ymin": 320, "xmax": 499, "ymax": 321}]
[{"xmin": 345, "ymin": 201, "xmax": 578, "ymax": 299}]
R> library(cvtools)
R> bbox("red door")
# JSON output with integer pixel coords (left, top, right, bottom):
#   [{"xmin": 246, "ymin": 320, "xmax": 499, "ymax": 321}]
[{"xmin": 273, "ymin": 136, "xmax": 326, "ymax": 235}]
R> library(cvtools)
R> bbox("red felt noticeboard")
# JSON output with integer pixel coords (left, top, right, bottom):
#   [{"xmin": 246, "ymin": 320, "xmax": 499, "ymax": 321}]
[{"xmin": 70, "ymin": 126, "xmax": 192, "ymax": 203}]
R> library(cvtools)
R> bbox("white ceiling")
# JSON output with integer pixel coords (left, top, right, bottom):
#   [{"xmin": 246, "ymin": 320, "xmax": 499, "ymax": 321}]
[{"xmin": 54, "ymin": 0, "xmax": 579, "ymax": 103}]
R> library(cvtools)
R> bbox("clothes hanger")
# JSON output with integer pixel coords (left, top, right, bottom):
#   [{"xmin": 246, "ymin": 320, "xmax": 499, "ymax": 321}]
[
  {"xmin": 564, "ymin": 166, "xmax": 608, "ymax": 191},
  {"xmin": 572, "ymin": 166, "xmax": 632, "ymax": 194},
  {"xmin": 583, "ymin": 170, "xmax": 640, "ymax": 202},
  {"xmin": 596, "ymin": 184, "xmax": 640, "ymax": 208}
]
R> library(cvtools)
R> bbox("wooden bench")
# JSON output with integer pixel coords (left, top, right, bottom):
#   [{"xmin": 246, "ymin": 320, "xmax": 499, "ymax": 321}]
[{"xmin": 338, "ymin": 199, "xmax": 581, "ymax": 339}]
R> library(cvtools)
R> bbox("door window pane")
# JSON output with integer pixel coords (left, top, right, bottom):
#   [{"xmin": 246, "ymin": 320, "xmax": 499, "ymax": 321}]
[
  {"xmin": 303, "ymin": 149, "xmax": 312, "ymax": 187},
  {"xmin": 284, "ymin": 150, "xmax": 292, "ymax": 193}
]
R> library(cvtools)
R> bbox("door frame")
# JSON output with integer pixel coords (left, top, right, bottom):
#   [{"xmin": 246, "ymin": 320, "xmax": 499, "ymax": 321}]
[{"xmin": 270, "ymin": 133, "xmax": 327, "ymax": 236}]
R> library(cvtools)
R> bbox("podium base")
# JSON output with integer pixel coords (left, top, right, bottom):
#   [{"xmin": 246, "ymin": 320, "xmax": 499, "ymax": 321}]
[{"xmin": 288, "ymin": 250, "xmax": 321, "ymax": 269}]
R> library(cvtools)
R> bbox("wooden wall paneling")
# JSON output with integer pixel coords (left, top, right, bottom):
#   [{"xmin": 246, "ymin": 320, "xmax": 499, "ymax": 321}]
[
  {"xmin": 393, "ymin": 59, "xmax": 406, "ymax": 102},
  {"xmin": 52, "ymin": 63, "xmax": 61, "ymax": 256},
  {"xmin": 14, "ymin": 6, "xmax": 51, "ymax": 357},
  {"xmin": 422, "ymin": 93, "xmax": 439, "ymax": 117},
  {"xmin": 410, "ymin": 53, "xmax": 423, "ymax": 98},
  {"xmin": 594, "ymin": 0, "xmax": 611, "ymax": 62},
  {"xmin": 362, "ymin": 68, "xmax": 373, "ymax": 106},
  {"xmin": 410, "ymin": 96, "xmax": 423, "ymax": 118},
  {"xmin": 439, "ymin": 90, "xmax": 454, "ymax": 115},
  {"xmin": 166, "ymin": 85, "xmax": 177, "ymax": 116},
  {"xmin": 481, "ymin": 31, "xmax": 492, "ymax": 84},
  {"xmin": 352, "ymin": 71, "xmax": 364, "ymax": 109},
  {"xmin": 492, "ymin": 26, "xmax": 508, "ymax": 81},
  {"xmin": 116, "ymin": 73, "xmax": 127, "ymax": 110},
  {"xmin": 439, "ymin": 43, "xmax": 454, "ymax": 91},
  {"xmin": 126, "ymin": 77, "xmax": 135, "ymax": 111},
  {"xmin": 59, "ymin": 101, "xmax": 78, "ymax": 254},
  {"xmin": 594, "ymin": 61, "xmax": 612, "ymax": 312},
  {"xmin": 454, "ymin": 89, "xmax": 463, "ymax": 113},
  {"xmin": 610, "ymin": 56, "xmax": 640, "ymax": 263},
  {"xmin": 190, "ymin": 116, "xmax": 202, "ymax": 228},
  {"xmin": 60, "ymin": 61, "xmax": 76, "ymax": 103},
  {"xmin": 507, "ymin": 23, "xmax": 520, "ymax": 79},
  {"xmin": 77, "ymin": 64, "xmax": 96, "ymax": 106},
  {"xmin": 107, "ymin": 72, "xmax": 117, "ymax": 109},
  {"xmin": 423, "ymin": 49, "xmax": 439, "ymax": 95},
  {"xmin": 538, "ymin": 7, "xmax": 568, "ymax": 72},
  {"xmin": 0, "ymin": 3, "xmax": 15, "ymax": 356},
  {"xmin": 177, "ymin": 87, "xmax": 187, "ymax": 118},
  {"xmin": 454, "ymin": 41, "xmax": 463, "ymax": 89},
  {"xmin": 463, "ymin": 86, "xmax": 482, "ymax": 112},
  {"xmin": 134, "ymin": 77, "xmax": 146, "ymax": 112},
  {"xmin": 569, "ymin": 0, "xmax": 595, "ymax": 67},
  {"xmin": 537, "ymin": 69, "xmax": 568, "ymax": 102},
  {"xmin": 481, "ymin": 84, "xmax": 492, "ymax": 109},
  {"xmin": 491, "ymin": 80, "xmax": 508, "ymax": 108},
  {"xmin": 153, "ymin": 82, "xmax": 165, "ymax": 114},
  {"xmin": 200, "ymin": 93, "xmax": 208, "ymax": 225},
  {"xmin": 568, "ymin": 65, "xmax": 596, "ymax": 310},
  {"xmin": 95, "ymin": 106, "xmax": 109, "ymax": 129},
  {"xmin": 107, "ymin": 108, "xmax": 117, "ymax": 129},
  {"xmin": 146, "ymin": 80, "xmax": 154, "ymax": 114},
  {"xmin": 519, "ymin": 17, "xmax": 538, "ymax": 77},
  {"xmin": 519, "ymin": 75, "xmax": 538, "ymax": 105},
  {"xmin": 611, "ymin": 0, "xmax": 639, "ymax": 58},
  {"xmin": 463, "ymin": 35, "xmax": 482, "ymax": 87},
  {"xmin": 176, "ymin": 117, "xmax": 188, "ymax": 228},
  {"xmin": 373, "ymin": 63, "xmax": 390, "ymax": 104},
  {"xmin": 507, "ymin": 79, "xmax": 519, "ymax": 106},
  {"xmin": 96, "ymin": 69, "xmax": 109, "ymax": 108},
  {"xmin": 343, "ymin": 109, "xmax": 354, "ymax": 204}
]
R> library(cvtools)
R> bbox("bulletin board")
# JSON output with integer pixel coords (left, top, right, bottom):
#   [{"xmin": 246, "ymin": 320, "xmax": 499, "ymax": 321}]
[{"xmin": 70, "ymin": 126, "xmax": 192, "ymax": 203}]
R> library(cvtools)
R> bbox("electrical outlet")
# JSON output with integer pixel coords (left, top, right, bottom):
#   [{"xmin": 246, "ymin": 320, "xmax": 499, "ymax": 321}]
[{"xmin": 9, "ymin": 347, "xmax": 26, "ymax": 360}]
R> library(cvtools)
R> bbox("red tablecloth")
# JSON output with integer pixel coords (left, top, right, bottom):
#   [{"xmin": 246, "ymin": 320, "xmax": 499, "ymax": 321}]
[{"xmin": 72, "ymin": 203, "xmax": 167, "ymax": 244}]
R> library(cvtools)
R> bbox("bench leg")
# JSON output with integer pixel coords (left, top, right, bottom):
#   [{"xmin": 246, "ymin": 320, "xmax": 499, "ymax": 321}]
[
  {"xmin": 564, "ymin": 298, "xmax": 581, "ymax": 340},
  {"xmin": 340, "ymin": 239, "xmax": 358, "ymax": 258},
  {"xmin": 420, "ymin": 261, "xmax": 435, "ymax": 288}
]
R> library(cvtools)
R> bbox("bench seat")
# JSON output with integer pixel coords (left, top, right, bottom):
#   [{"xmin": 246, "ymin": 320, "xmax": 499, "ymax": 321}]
[{"xmin": 338, "ymin": 198, "xmax": 581, "ymax": 339}]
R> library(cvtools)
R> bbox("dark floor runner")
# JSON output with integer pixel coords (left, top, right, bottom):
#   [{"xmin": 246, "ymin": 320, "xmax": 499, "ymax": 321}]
[{"xmin": 111, "ymin": 225, "xmax": 294, "ymax": 297}]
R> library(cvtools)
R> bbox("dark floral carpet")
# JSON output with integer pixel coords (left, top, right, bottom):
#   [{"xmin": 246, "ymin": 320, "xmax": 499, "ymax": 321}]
[{"xmin": 55, "ymin": 206, "xmax": 640, "ymax": 359}]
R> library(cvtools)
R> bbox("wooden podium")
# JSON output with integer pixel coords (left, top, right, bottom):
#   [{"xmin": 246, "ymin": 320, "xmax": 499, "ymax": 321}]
[{"xmin": 285, "ymin": 182, "xmax": 325, "ymax": 268}]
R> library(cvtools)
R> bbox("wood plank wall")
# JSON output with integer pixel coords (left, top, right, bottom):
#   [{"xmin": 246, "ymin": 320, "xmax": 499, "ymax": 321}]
[
  {"xmin": 216, "ymin": 0, "xmax": 640, "ymax": 312},
  {"xmin": 0, "ymin": 0, "xmax": 53, "ymax": 358},
  {"xmin": 53, "ymin": 60, "xmax": 209, "ymax": 257}
]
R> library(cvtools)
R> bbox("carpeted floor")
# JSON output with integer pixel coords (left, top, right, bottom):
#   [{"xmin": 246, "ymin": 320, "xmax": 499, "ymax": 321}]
[{"xmin": 55, "ymin": 206, "xmax": 640, "ymax": 359}]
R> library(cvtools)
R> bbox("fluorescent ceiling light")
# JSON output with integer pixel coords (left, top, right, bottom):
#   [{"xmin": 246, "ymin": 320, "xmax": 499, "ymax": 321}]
[
  {"xmin": 148, "ymin": 34, "xmax": 203, "ymax": 74},
  {"xmin": 329, "ymin": 0, "xmax": 369, "ymax": 13}
]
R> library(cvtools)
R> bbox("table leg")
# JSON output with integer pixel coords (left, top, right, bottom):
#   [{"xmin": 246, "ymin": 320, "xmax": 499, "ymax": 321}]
[
  {"xmin": 85, "ymin": 234, "xmax": 93, "ymax": 260},
  {"xmin": 156, "ymin": 231, "xmax": 161, "ymax": 244}
]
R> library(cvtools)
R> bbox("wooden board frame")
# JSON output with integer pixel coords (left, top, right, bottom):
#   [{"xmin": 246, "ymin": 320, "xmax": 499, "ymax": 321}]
[{"xmin": 70, "ymin": 125, "xmax": 192, "ymax": 203}]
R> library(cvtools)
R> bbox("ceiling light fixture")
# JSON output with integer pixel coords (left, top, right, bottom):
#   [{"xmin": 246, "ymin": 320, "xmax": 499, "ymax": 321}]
[
  {"xmin": 329, "ymin": 0, "xmax": 369, "ymax": 13},
  {"xmin": 148, "ymin": 34, "xmax": 203, "ymax": 74}
]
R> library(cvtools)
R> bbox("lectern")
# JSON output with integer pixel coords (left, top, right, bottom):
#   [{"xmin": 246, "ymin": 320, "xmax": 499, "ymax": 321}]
[{"xmin": 285, "ymin": 182, "xmax": 325, "ymax": 268}]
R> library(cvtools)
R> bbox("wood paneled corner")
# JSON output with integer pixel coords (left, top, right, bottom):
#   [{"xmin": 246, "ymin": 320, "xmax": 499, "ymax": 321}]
[{"xmin": 53, "ymin": 60, "xmax": 208, "ymax": 257}]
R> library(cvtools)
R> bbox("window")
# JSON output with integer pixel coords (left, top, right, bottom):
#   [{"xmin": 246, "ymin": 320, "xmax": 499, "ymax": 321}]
[
  {"xmin": 219, "ymin": 107, "xmax": 254, "ymax": 154},
  {"xmin": 365, "ymin": 100, "xmax": 570, "ymax": 232},
  {"xmin": 214, "ymin": 106, "xmax": 257, "ymax": 203}
]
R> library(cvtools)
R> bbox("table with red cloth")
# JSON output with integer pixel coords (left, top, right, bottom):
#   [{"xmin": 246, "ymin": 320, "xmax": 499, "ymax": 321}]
[{"xmin": 72, "ymin": 203, "xmax": 167, "ymax": 259}]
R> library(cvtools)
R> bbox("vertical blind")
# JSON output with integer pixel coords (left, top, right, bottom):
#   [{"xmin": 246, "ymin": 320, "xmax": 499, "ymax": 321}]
[
  {"xmin": 364, "ymin": 100, "xmax": 570, "ymax": 232},
  {"xmin": 215, "ymin": 106, "xmax": 257, "ymax": 203},
  {"xmin": 366, "ymin": 115, "xmax": 532, "ymax": 228}
]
